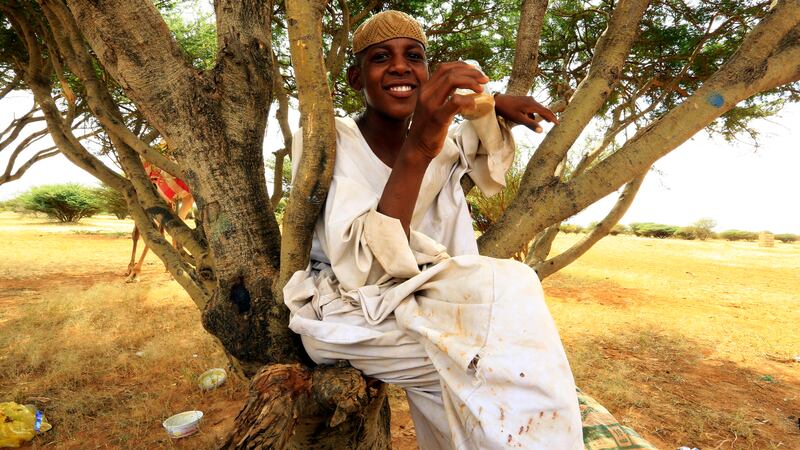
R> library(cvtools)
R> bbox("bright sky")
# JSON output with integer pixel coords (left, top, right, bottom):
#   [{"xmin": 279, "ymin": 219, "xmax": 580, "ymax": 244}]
[{"xmin": 1, "ymin": 93, "xmax": 798, "ymax": 234}]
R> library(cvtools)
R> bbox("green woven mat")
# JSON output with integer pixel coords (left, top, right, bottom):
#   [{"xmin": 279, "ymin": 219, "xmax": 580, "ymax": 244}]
[{"xmin": 579, "ymin": 389, "xmax": 657, "ymax": 450}]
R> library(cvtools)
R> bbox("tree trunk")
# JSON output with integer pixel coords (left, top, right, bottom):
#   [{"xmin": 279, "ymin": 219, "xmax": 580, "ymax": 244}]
[{"xmin": 223, "ymin": 364, "xmax": 391, "ymax": 449}]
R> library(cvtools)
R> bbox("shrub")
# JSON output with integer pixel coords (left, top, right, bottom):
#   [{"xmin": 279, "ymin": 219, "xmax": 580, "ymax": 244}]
[
  {"xmin": 559, "ymin": 223, "xmax": 584, "ymax": 234},
  {"xmin": 629, "ymin": 222, "xmax": 678, "ymax": 238},
  {"xmin": 0, "ymin": 198, "xmax": 24, "ymax": 212},
  {"xmin": 610, "ymin": 224, "xmax": 628, "ymax": 235},
  {"xmin": 774, "ymin": 233, "xmax": 798, "ymax": 243},
  {"xmin": 93, "ymin": 184, "xmax": 129, "ymax": 219},
  {"xmin": 18, "ymin": 184, "xmax": 102, "ymax": 222},
  {"xmin": 675, "ymin": 227, "xmax": 697, "ymax": 240},
  {"xmin": 689, "ymin": 218, "xmax": 716, "ymax": 240},
  {"xmin": 719, "ymin": 229, "xmax": 758, "ymax": 241}
]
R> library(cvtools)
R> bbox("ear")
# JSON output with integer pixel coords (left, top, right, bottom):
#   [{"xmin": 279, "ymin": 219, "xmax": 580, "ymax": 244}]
[{"xmin": 347, "ymin": 65, "xmax": 363, "ymax": 91}]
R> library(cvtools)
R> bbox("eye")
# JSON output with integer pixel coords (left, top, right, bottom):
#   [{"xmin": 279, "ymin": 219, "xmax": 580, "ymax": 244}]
[
  {"xmin": 371, "ymin": 52, "xmax": 389, "ymax": 62},
  {"xmin": 407, "ymin": 51, "xmax": 425, "ymax": 62}
]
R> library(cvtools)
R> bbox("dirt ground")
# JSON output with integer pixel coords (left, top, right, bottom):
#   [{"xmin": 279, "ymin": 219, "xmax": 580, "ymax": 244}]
[{"xmin": 1, "ymin": 212, "xmax": 798, "ymax": 449}]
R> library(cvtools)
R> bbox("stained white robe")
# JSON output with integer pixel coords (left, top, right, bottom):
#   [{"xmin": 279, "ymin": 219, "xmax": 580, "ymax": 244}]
[{"xmin": 284, "ymin": 114, "xmax": 583, "ymax": 449}]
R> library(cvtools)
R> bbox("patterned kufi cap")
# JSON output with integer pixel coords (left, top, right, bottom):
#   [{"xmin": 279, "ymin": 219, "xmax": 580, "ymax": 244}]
[{"xmin": 352, "ymin": 10, "xmax": 427, "ymax": 54}]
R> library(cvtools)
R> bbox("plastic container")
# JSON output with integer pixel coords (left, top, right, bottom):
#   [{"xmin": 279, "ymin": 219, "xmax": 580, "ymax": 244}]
[
  {"xmin": 162, "ymin": 410, "xmax": 203, "ymax": 439},
  {"xmin": 455, "ymin": 60, "xmax": 495, "ymax": 120},
  {"xmin": 198, "ymin": 368, "xmax": 227, "ymax": 391}
]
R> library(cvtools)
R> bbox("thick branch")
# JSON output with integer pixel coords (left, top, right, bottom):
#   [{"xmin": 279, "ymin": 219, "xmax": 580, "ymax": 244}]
[
  {"xmin": 279, "ymin": 0, "xmax": 337, "ymax": 291},
  {"xmin": 60, "ymin": 0, "xmax": 195, "ymax": 137},
  {"xmin": 213, "ymin": 0, "xmax": 274, "ymax": 152},
  {"xmin": 505, "ymin": 0, "xmax": 549, "ymax": 96},
  {"xmin": 42, "ymin": 2, "xmax": 185, "ymax": 178},
  {"xmin": 520, "ymin": 0, "xmax": 651, "ymax": 189},
  {"xmin": 533, "ymin": 171, "xmax": 646, "ymax": 279}
]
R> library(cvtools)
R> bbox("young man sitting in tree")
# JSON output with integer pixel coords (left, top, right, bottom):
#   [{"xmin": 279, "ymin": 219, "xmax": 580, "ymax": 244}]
[{"xmin": 284, "ymin": 10, "xmax": 583, "ymax": 449}]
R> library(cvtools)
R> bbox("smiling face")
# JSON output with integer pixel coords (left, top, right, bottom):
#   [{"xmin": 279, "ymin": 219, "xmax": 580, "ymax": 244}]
[{"xmin": 348, "ymin": 38, "xmax": 429, "ymax": 121}]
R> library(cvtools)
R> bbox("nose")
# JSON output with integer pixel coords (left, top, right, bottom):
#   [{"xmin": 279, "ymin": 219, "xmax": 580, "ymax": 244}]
[{"xmin": 388, "ymin": 54, "xmax": 411, "ymax": 75}]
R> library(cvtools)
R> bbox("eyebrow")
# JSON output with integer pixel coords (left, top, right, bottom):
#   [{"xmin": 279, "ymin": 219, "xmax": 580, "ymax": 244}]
[{"xmin": 371, "ymin": 42, "xmax": 425, "ymax": 52}]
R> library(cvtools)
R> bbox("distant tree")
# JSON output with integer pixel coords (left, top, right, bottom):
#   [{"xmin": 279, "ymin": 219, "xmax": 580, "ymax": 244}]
[
  {"xmin": 559, "ymin": 223, "xmax": 584, "ymax": 234},
  {"xmin": 719, "ymin": 229, "xmax": 759, "ymax": 241},
  {"xmin": 610, "ymin": 223, "xmax": 628, "ymax": 235},
  {"xmin": 630, "ymin": 222, "xmax": 678, "ymax": 238},
  {"xmin": 18, "ymin": 183, "xmax": 102, "ymax": 222},
  {"xmin": 690, "ymin": 218, "xmax": 717, "ymax": 240},
  {"xmin": 774, "ymin": 233, "xmax": 798, "ymax": 243},
  {"xmin": 675, "ymin": 226, "xmax": 697, "ymax": 240},
  {"xmin": 93, "ymin": 184, "xmax": 129, "ymax": 219}
]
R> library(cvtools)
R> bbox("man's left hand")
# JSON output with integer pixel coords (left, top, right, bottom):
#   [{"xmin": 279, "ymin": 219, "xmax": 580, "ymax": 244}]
[{"xmin": 494, "ymin": 94, "xmax": 559, "ymax": 132}]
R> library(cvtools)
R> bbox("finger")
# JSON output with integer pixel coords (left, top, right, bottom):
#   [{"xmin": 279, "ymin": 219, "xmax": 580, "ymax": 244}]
[
  {"xmin": 515, "ymin": 113, "xmax": 544, "ymax": 133},
  {"xmin": 530, "ymin": 113, "xmax": 545, "ymax": 132},
  {"xmin": 428, "ymin": 74, "xmax": 486, "ymax": 106},
  {"xmin": 428, "ymin": 64, "xmax": 489, "ymax": 92},
  {"xmin": 433, "ymin": 62, "xmax": 490, "ymax": 81},
  {"xmin": 531, "ymin": 104, "xmax": 559, "ymax": 124},
  {"xmin": 440, "ymin": 93, "xmax": 476, "ymax": 120}
]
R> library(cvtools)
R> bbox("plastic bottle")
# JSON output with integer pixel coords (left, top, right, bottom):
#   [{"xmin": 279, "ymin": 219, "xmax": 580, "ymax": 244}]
[{"xmin": 455, "ymin": 60, "xmax": 495, "ymax": 120}]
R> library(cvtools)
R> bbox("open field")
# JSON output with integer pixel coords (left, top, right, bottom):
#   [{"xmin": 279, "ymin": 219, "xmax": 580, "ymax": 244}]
[{"xmin": 1, "ymin": 211, "xmax": 798, "ymax": 448}]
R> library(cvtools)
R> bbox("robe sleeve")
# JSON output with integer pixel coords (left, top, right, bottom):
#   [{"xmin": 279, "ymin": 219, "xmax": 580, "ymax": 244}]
[
  {"xmin": 290, "ymin": 127, "xmax": 450, "ymax": 293},
  {"xmin": 449, "ymin": 111, "xmax": 516, "ymax": 197}
]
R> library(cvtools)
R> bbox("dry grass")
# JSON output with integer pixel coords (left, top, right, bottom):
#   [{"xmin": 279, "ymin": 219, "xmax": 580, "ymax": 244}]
[
  {"xmin": 545, "ymin": 234, "xmax": 800, "ymax": 449},
  {"xmin": 0, "ymin": 213, "xmax": 245, "ymax": 449},
  {"xmin": 1, "ymin": 212, "xmax": 798, "ymax": 449}
]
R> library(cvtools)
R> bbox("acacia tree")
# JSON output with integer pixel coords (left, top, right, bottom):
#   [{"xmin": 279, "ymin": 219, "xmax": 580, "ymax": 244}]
[{"xmin": 1, "ymin": 0, "xmax": 798, "ymax": 447}]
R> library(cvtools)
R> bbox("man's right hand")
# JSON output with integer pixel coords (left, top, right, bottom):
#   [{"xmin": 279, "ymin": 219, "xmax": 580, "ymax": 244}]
[{"xmin": 404, "ymin": 62, "xmax": 490, "ymax": 160}]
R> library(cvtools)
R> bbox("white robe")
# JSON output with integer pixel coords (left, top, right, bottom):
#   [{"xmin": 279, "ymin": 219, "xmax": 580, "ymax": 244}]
[{"xmin": 284, "ymin": 114, "xmax": 583, "ymax": 449}]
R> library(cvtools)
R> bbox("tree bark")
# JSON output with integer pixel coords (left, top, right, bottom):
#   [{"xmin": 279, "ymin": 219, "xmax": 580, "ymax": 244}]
[{"xmin": 224, "ymin": 364, "xmax": 391, "ymax": 449}]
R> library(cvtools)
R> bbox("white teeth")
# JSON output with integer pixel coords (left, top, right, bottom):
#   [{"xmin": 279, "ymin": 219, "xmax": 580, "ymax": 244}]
[{"xmin": 389, "ymin": 85, "xmax": 412, "ymax": 92}]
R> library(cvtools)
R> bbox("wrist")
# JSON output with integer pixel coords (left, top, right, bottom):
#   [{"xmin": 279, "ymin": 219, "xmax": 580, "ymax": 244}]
[
  {"xmin": 493, "ymin": 93, "xmax": 508, "ymax": 116},
  {"xmin": 401, "ymin": 133, "xmax": 438, "ymax": 165}
]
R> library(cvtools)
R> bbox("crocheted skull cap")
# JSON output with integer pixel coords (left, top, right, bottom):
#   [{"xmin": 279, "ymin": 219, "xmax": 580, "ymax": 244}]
[{"xmin": 352, "ymin": 10, "xmax": 427, "ymax": 54}]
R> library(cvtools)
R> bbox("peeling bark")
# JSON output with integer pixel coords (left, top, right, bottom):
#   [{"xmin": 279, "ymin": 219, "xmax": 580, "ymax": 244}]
[{"xmin": 224, "ymin": 364, "xmax": 390, "ymax": 449}]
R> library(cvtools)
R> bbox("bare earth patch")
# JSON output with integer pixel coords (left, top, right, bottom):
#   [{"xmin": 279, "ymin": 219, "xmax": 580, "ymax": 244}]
[{"xmin": 1, "ymin": 213, "xmax": 798, "ymax": 448}]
